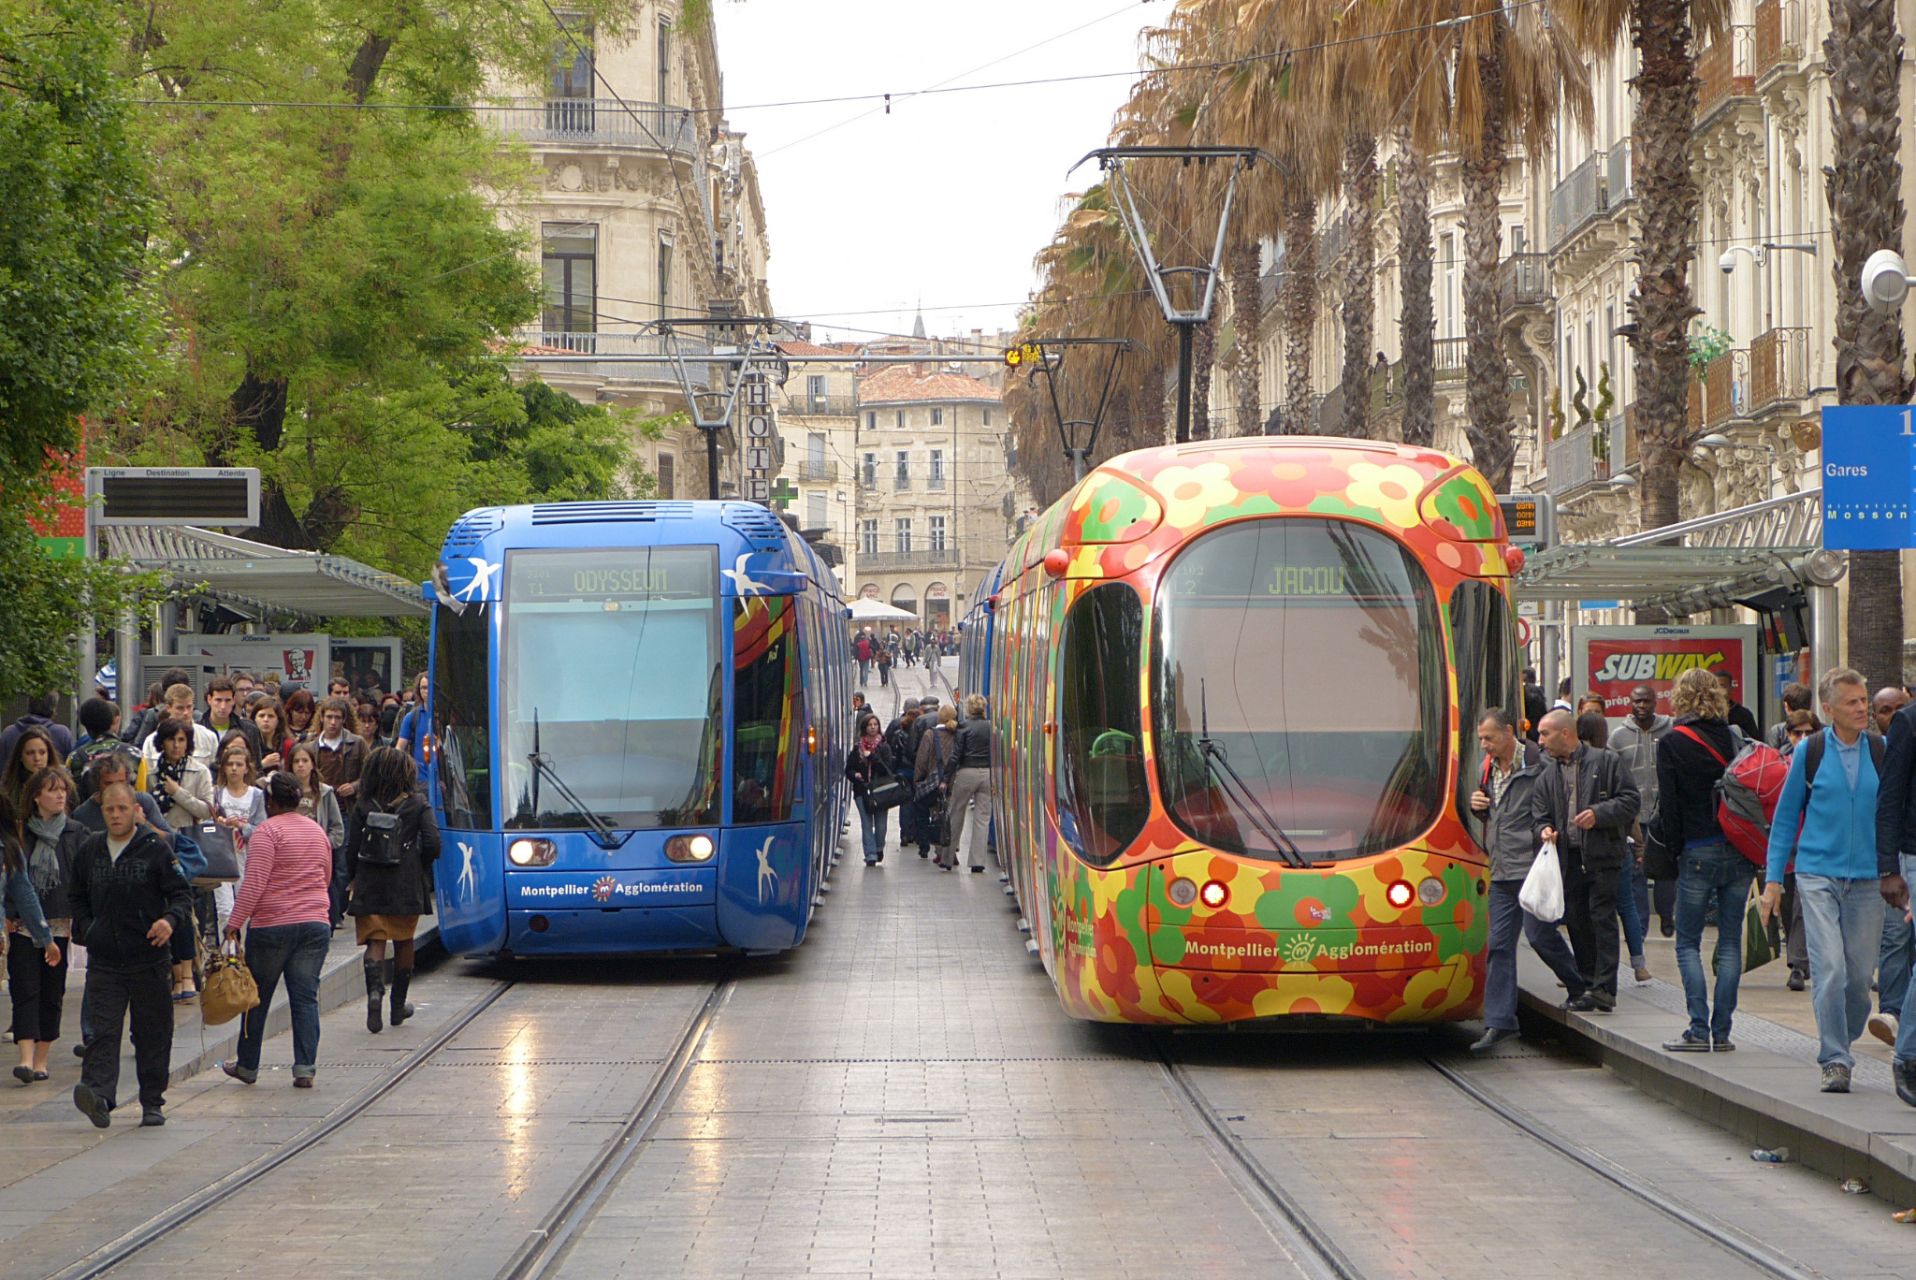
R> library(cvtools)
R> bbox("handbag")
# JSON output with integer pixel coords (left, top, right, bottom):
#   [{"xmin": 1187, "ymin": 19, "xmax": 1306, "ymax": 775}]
[
  {"xmin": 199, "ymin": 938, "xmax": 259, "ymax": 1026},
  {"xmin": 1713, "ymin": 883, "xmax": 1777, "ymax": 976},
  {"xmin": 867, "ymin": 774, "xmax": 910, "ymax": 811},
  {"xmin": 190, "ymin": 821, "xmax": 242, "ymax": 885},
  {"xmin": 915, "ymin": 734, "xmax": 957, "ymax": 804},
  {"xmin": 1519, "ymin": 838, "xmax": 1565, "ymax": 922},
  {"xmin": 1641, "ymin": 827, "xmax": 1678, "ymax": 882}
]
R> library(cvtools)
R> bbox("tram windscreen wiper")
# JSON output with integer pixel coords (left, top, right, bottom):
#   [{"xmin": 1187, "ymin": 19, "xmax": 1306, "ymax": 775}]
[
  {"xmin": 529, "ymin": 708, "xmax": 620, "ymax": 848},
  {"xmin": 1195, "ymin": 679, "xmax": 1307, "ymax": 869}
]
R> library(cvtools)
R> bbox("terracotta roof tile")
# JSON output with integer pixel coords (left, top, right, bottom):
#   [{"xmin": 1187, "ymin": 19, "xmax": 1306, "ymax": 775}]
[{"xmin": 855, "ymin": 365, "xmax": 1002, "ymax": 405}]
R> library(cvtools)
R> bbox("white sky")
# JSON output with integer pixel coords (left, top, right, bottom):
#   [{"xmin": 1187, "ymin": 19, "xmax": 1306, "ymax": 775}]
[{"xmin": 712, "ymin": 0, "xmax": 1157, "ymax": 345}]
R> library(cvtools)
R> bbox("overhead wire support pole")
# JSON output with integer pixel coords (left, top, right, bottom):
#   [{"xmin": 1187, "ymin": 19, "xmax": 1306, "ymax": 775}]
[
  {"xmin": 1068, "ymin": 145, "xmax": 1274, "ymax": 446},
  {"xmin": 641, "ymin": 315, "xmax": 797, "ymax": 500},
  {"xmin": 1012, "ymin": 336, "xmax": 1129, "ymax": 482}
]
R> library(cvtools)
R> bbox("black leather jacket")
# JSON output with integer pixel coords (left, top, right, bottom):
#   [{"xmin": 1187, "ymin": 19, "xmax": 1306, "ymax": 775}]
[{"xmin": 953, "ymin": 718, "xmax": 992, "ymax": 770}]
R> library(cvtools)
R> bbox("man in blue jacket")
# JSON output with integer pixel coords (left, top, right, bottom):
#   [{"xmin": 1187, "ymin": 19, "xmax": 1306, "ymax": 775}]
[{"xmin": 1763, "ymin": 668, "xmax": 1884, "ymax": 1094}]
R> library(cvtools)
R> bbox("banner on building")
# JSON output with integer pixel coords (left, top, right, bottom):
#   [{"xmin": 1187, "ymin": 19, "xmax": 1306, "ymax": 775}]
[{"xmin": 1571, "ymin": 625, "xmax": 1758, "ymax": 718}]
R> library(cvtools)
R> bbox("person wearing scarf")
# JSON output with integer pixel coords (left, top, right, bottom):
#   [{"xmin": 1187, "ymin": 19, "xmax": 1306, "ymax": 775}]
[
  {"xmin": 7, "ymin": 770, "xmax": 84, "ymax": 1083},
  {"xmin": 843, "ymin": 712, "xmax": 895, "ymax": 867}
]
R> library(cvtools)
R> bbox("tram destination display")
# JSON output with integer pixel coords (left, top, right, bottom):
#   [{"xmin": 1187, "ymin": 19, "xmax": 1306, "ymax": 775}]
[{"xmin": 509, "ymin": 547, "xmax": 716, "ymax": 601}]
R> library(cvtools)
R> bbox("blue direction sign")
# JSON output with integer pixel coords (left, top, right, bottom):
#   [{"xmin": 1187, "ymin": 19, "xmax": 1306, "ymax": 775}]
[{"xmin": 1821, "ymin": 405, "xmax": 1916, "ymax": 549}]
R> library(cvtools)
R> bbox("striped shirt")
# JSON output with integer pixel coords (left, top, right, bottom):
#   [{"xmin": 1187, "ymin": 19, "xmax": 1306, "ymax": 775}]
[{"xmin": 228, "ymin": 812, "xmax": 334, "ymax": 931}]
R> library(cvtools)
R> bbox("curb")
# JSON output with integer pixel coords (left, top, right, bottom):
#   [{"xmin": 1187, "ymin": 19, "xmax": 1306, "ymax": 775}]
[
  {"xmin": 1518, "ymin": 979, "xmax": 1916, "ymax": 1206},
  {"xmin": 164, "ymin": 921, "xmax": 442, "ymax": 1087}
]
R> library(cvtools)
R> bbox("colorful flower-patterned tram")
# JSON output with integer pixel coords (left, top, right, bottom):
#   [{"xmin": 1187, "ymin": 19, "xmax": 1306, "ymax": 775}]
[{"xmin": 959, "ymin": 439, "xmax": 1520, "ymax": 1024}]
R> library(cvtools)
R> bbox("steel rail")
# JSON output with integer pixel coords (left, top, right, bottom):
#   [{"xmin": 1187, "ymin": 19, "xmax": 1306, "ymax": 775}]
[
  {"xmin": 495, "ymin": 974, "xmax": 735, "ymax": 1280},
  {"xmin": 1427, "ymin": 1055, "xmax": 1818, "ymax": 1280},
  {"xmin": 51, "ymin": 978, "xmax": 517, "ymax": 1280}
]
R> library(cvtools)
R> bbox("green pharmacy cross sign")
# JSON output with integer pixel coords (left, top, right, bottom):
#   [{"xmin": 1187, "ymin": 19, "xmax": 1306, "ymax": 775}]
[{"xmin": 769, "ymin": 477, "xmax": 798, "ymax": 511}]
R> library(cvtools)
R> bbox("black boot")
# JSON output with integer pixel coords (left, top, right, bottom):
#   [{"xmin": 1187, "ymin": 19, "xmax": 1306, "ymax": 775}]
[
  {"xmin": 1896, "ymin": 1059, "xmax": 1916, "ymax": 1109},
  {"xmin": 364, "ymin": 956, "xmax": 385, "ymax": 1034},
  {"xmin": 390, "ymin": 965, "xmax": 414, "ymax": 1027}
]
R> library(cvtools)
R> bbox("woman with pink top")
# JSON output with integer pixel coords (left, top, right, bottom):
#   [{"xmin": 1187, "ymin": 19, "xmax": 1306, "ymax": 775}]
[{"xmin": 218, "ymin": 772, "xmax": 336, "ymax": 1088}]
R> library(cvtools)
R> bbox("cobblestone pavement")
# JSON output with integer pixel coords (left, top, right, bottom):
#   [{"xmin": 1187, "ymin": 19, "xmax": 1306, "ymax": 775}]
[{"xmin": 5, "ymin": 661, "xmax": 1912, "ymax": 1278}]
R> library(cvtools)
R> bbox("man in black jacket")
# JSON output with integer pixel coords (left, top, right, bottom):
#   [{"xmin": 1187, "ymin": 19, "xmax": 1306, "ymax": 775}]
[
  {"xmin": 1875, "ymin": 698, "xmax": 1916, "ymax": 1104},
  {"xmin": 1532, "ymin": 710, "xmax": 1641, "ymax": 1011},
  {"xmin": 69, "ymin": 783, "xmax": 194, "ymax": 1128}
]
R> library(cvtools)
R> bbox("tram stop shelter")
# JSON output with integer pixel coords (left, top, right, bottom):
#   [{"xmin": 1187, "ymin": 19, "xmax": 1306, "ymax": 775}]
[
  {"xmin": 1510, "ymin": 488, "xmax": 1842, "ymax": 712},
  {"xmin": 97, "ymin": 524, "xmax": 427, "ymax": 718}
]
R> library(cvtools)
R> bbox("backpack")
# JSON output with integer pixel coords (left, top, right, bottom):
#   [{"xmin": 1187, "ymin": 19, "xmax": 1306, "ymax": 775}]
[
  {"xmin": 358, "ymin": 801, "xmax": 414, "ymax": 868},
  {"xmin": 1673, "ymin": 724, "xmax": 1789, "ymax": 868}
]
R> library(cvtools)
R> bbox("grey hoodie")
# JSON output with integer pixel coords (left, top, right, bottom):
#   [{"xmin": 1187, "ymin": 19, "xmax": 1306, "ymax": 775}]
[{"xmin": 1607, "ymin": 713, "xmax": 1672, "ymax": 824}]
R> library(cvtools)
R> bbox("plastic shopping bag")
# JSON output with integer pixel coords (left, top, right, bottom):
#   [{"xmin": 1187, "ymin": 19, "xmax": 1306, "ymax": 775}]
[
  {"xmin": 1714, "ymin": 882, "xmax": 1776, "ymax": 976},
  {"xmin": 1519, "ymin": 839, "xmax": 1565, "ymax": 922}
]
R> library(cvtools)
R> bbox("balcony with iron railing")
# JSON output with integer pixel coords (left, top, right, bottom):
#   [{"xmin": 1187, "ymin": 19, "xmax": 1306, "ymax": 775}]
[
  {"xmin": 1703, "ymin": 348, "xmax": 1751, "ymax": 427},
  {"xmin": 1498, "ymin": 253, "xmax": 1550, "ymax": 309},
  {"xmin": 1435, "ymin": 336, "xmax": 1468, "ymax": 384},
  {"xmin": 1545, "ymin": 418, "xmax": 1631, "ymax": 496},
  {"xmin": 1319, "ymin": 214, "xmax": 1351, "ymax": 268},
  {"xmin": 477, "ymin": 98, "xmax": 700, "ymax": 156},
  {"xmin": 1755, "ymin": 0, "xmax": 1806, "ymax": 82},
  {"xmin": 1749, "ymin": 326, "xmax": 1810, "ymax": 413},
  {"xmin": 859, "ymin": 548, "xmax": 960, "ymax": 571},
  {"xmin": 797, "ymin": 459, "xmax": 838, "ymax": 483},
  {"xmin": 1697, "ymin": 26, "xmax": 1757, "ymax": 123},
  {"xmin": 1548, "ymin": 151, "xmax": 1608, "ymax": 250},
  {"xmin": 784, "ymin": 394, "xmax": 858, "ymax": 417},
  {"xmin": 1606, "ymin": 140, "xmax": 1634, "ymax": 208}
]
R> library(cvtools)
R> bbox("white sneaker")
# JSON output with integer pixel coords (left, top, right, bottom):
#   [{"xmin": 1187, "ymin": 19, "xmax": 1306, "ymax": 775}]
[{"xmin": 1869, "ymin": 1011, "xmax": 1900, "ymax": 1047}]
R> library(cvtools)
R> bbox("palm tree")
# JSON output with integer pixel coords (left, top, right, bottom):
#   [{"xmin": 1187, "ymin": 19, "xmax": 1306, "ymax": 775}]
[
  {"xmin": 1559, "ymin": 1, "xmax": 1727, "ymax": 524},
  {"xmin": 1395, "ymin": 137, "xmax": 1436, "ymax": 447},
  {"xmin": 1826, "ymin": 0, "xmax": 1909, "ymax": 687},
  {"xmin": 1340, "ymin": 130, "xmax": 1381, "ymax": 438},
  {"xmin": 1227, "ymin": 231, "xmax": 1264, "ymax": 435}
]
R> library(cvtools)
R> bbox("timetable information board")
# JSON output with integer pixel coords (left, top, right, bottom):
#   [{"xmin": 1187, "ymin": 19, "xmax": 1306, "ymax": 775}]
[{"xmin": 1821, "ymin": 405, "xmax": 1916, "ymax": 550}]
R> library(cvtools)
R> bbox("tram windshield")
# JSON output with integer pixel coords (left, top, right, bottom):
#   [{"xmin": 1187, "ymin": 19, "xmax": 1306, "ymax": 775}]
[
  {"xmin": 1152, "ymin": 519, "xmax": 1446, "ymax": 863},
  {"xmin": 501, "ymin": 547, "xmax": 722, "ymax": 830}
]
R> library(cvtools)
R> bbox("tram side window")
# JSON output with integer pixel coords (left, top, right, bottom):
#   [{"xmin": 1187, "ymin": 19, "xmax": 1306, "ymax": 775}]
[
  {"xmin": 432, "ymin": 602, "xmax": 494, "ymax": 829},
  {"xmin": 1057, "ymin": 583, "xmax": 1149, "ymax": 866},
  {"xmin": 1450, "ymin": 579, "xmax": 1520, "ymax": 830},
  {"xmin": 734, "ymin": 597, "xmax": 801, "ymax": 824}
]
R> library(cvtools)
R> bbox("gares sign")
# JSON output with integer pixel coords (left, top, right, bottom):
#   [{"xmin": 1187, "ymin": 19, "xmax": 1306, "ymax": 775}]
[{"xmin": 1572, "ymin": 625, "xmax": 1758, "ymax": 718}]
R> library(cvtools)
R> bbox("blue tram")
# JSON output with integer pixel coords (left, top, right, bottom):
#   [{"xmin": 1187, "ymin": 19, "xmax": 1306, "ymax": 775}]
[{"xmin": 422, "ymin": 500, "xmax": 852, "ymax": 958}]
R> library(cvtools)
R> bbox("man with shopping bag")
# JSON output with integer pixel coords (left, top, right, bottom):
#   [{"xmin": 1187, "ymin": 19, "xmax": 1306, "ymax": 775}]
[
  {"xmin": 1469, "ymin": 709, "xmax": 1593, "ymax": 1053},
  {"xmin": 1533, "ymin": 709, "xmax": 1641, "ymax": 1013}
]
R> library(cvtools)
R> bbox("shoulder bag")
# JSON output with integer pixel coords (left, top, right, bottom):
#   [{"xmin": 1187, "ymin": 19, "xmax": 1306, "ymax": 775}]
[{"xmin": 190, "ymin": 822, "xmax": 241, "ymax": 885}]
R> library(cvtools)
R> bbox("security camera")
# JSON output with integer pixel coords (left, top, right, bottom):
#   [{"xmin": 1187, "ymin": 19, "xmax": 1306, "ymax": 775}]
[
  {"xmin": 1719, "ymin": 250, "xmax": 1737, "ymax": 275},
  {"xmin": 1861, "ymin": 248, "xmax": 1913, "ymax": 314}
]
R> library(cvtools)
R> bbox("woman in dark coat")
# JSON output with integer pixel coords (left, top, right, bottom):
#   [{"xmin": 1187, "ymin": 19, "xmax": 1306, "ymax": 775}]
[
  {"xmin": 844, "ymin": 711, "xmax": 895, "ymax": 867},
  {"xmin": 342, "ymin": 747, "xmax": 440, "ymax": 1033},
  {"xmin": 5, "ymin": 776, "xmax": 72, "ymax": 1083}
]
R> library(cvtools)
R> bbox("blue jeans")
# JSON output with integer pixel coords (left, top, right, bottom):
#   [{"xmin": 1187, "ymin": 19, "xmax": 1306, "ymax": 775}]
[
  {"xmin": 1674, "ymin": 841, "xmax": 1755, "ymax": 1043},
  {"xmin": 235, "ymin": 921, "xmax": 329, "ymax": 1075},
  {"xmin": 1617, "ymin": 854, "xmax": 1648, "ymax": 966},
  {"xmin": 1797, "ymin": 875, "xmax": 1886, "ymax": 1068},
  {"xmin": 1895, "ymin": 856, "xmax": 1916, "ymax": 1065},
  {"xmin": 1483, "ymin": 879, "xmax": 1588, "ymax": 1030},
  {"xmin": 1880, "ymin": 900, "xmax": 1913, "ymax": 1016},
  {"xmin": 857, "ymin": 796, "xmax": 889, "ymax": 862}
]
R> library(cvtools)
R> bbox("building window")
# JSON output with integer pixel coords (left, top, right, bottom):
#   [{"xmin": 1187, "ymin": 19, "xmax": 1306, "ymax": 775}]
[
  {"xmin": 931, "ymin": 408, "xmax": 944, "ymax": 426},
  {"xmin": 866, "ymin": 411, "xmax": 876, "ymax": 431},
  {"xmin": 657, "ymin": 453, "xmax": 675, "ymax": 499},
  {"xmin": 895, "ymin": 410, "xmax": 905, "ymax": 430},
  {"xmin": 806, "ymin": 492, "xmax": 826, "ymax": 529},
  {"xmin": 546, "ymin": 13, "xmax": 594, "ymax": 133},
  {"xmin": 928, "ymin": 449, "xmax": 944, "ymax": 490},
  {"xmin": 861, "ymin": 452, "xmax": 876, "ymax": 488},
  {"xmin": 657, "ymin": 17, "xmax": 671, "ymax": 104},
  {"xmin": 894, "ymin": 518, "xmax": 912, "ymax": 553},
  {"xmin": 806, "ymin": 432, "xmax": 825, "ymax": 471},
  {"xmin": 806, "ymin": 374, "xmax": 827, "ymax": 411},
  {"xmin": 982, "ymin": 408, "xmax": 991, "ymax": 427},
  {"xmin": 541, "ymin": 224, "xmax": 596, "ymax": 341},
  {"xmin": 860, "ymin": 519, "xmax": 878, "ymax": 555},
  {"xmin": 929, "ymin": 514, "xmax": 947, "ymax": 551},
  {"xmin": 893, "ymin": 451, "xmax": 910, "ymax": 490},
  {"xmin": 656, "ymin": 232, "xmax": 674, "ymax": 320}
]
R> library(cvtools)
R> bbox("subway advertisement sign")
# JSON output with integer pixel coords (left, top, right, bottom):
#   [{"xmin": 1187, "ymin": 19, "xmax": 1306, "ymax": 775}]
[{"xmin": 1572, "ymin": 625, "xmax": 1758, "ymax": 718}]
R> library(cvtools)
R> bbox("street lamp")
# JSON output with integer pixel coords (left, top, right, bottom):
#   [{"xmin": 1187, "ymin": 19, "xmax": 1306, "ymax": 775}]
[
  {"xmin": 1861, "ymin": 248, "xmax": 1916, "ymax": 314},
  {"xmin": 1067, "ymin": 145, "xmax": 1274, "ymax": 444}
]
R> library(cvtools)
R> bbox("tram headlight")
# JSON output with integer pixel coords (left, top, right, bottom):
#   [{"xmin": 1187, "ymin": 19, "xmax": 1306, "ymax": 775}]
[
  {"xmin": 1198, "ymin": 880, "xmax": 1230, "ymax": 909},
  {"xmin": 1417, "ymin": 877, "xmax": 1446, "ymax": 906},
  {"xmin": 1385, "ymin": 880, "xmax": 1415, "ymax": 909},
  {"xmin": 508, "ymin": 838, "xmax": 556, "ymax": 867},
  {"xmin": 1167, "ymin": 877, "xmax": 1198, "ymax": 907},
  {"xmin": 666, "ymin": 834, "xmax": 716, "ymax": 863}
]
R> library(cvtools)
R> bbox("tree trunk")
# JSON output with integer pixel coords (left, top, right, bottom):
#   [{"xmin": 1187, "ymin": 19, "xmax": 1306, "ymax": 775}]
[
  {"xmin": 1397, "ymin": 134, "xmax": 1436, "ymax": 448},
  {"xmin": 1461, "ymin": 28, "xmax": 1513, "ymax": 492},
  {"xmin": 1827, "ymin": 0, "xmax": 1909, "ymax": 687},
  {"xmin": 1630, "ymin": 0, "xmax": 1705, "ymax": 535},
  {"xmin": 1192, "ymin": 319, "xmax": 1215, "ymax": 440},
  {"xmin": 1229, "ymin": 233, "xmax": 1263, "ymax": 436},
  {"xmin": 1340, "ymin": 131, "xmax": 1379, "ymax": 439},
  {"xmin": 1281, "ymin": 194, "xmax": 1317, "ymax": 434}
]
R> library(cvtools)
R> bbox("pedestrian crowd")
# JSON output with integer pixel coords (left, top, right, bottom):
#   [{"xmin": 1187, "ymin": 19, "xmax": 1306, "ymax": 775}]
[
  {"xmin": 1, "ymin": 666, "xmax": 439, "ymax": 1128},
  {"xmin": 1484, "ymin": 664, "xmax": 1916, "ymax": 1105},
  {"xmin": 851, "ymin": 626, "xmax": 955, "ymax": 690}
]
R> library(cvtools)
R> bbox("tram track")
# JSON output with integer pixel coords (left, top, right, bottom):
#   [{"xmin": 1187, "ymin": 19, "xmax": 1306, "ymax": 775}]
[
  {"xmin": 1424, "ymin": 1052, "xmax": 1818, "ymax": 1280},
  {"xmin": 49, "ymin": 978, "xmax": 519, "ymax": 1280}
]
